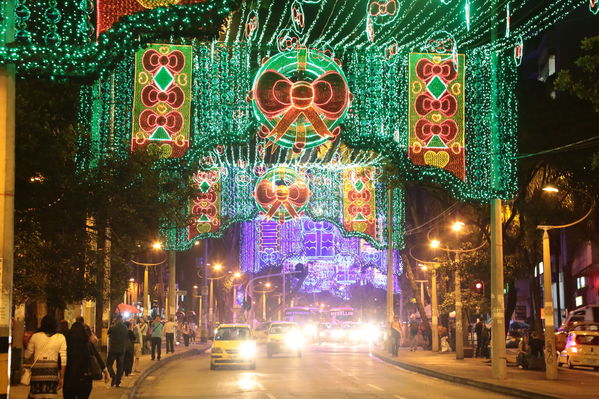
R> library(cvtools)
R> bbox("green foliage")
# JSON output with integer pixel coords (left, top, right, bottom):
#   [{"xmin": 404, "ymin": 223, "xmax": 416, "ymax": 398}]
[
  {"xmin": 555, "ymin": 35, "xmax": 599, "ymax": 112},
  {"xmin": 14, "ymin": 79, "xmax": 194, "ymax": 309}
]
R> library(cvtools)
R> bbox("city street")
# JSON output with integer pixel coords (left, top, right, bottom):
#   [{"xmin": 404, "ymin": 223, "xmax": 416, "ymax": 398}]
[{"xmin": 134, "ymin": 344, "xmax": 510, "ymax": 399}]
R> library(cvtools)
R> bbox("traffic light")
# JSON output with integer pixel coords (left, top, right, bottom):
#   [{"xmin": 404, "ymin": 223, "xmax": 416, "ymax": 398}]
[{"xmin": 471, "ymin": 280, "xmax": 484, "ymax": 293}]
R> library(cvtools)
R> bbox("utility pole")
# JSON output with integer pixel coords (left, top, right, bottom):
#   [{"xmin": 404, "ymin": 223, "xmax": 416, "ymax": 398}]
[
  {"xmin": 490, "ymin": 0, "xmax": 507, "ymax": 379},
  {"xmin": 201, "ymin": 243, "xmax": 208, "ymax": 342},
  {"xmin": 455, "ymin": 253, "xmax": 464, "ymax": 360},
  {"xmin": 541, "ymin": 229, "xmax": 558, "ymax": 379},
  {"xmin": 386, "ymin": 189, "xmax": 394, "ymax": 325},
  {"xmin": 0, "ymin": 1, "xmax": 15, "ymax": 395},
  {"xmin": 168, "ymin": 251, "xmax": 176, "ymax": 319},
  {"xmin": 431, "ymin": 268, "xmax": 439, "ymax": 352}
]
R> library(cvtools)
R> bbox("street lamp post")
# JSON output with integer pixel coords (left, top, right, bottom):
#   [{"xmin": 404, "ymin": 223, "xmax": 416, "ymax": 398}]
[
  {"xmin": 254, "ymin": 282, "xmax": 274, "ymax": 321},
  {"xmin": 538, "ymin": 186, "xmax": 594, "ymax": 380},
  {"xmin": 131, "ymin": 244, "xmax": 166, "ymax": 318},
  {"xmin": 418, "ymin": 265, "xmax": 439, "ymax": 352}
]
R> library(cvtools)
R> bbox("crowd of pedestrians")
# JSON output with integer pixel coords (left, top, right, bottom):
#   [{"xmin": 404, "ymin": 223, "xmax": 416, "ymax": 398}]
[{"xmin": 22, "ymin": 313, "xmax": 197, "ymax": 398}]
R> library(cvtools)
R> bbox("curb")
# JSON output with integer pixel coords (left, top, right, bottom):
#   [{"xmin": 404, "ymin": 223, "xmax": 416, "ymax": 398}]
[
  {"xmin": 128, "ymin": 345, "xmax": 209, "ymax": 399},
  {"xmin": 372, "ymin": 351, "xmax": 561, "ymax": 399}
]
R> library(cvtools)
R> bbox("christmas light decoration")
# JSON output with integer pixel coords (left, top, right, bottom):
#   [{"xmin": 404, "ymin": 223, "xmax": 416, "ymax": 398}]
[
  {"xmin": 342, "ymin": 167, "xmax": 377, "ymax": 239},
  {"xmin": 253, "ymin": 166, "xmax": 311, "ymax": 222},
  {"xmin": 513, "ymin": 36, "xmax": 523, "ymax": 66},
  {"xmin": 408, "ymin": 52, "xmax": 466, "ymax": 180},
  {"xmin": 245, "ymin": 9, "xmax": 258, "ymax": 40},
  {"xmin": 131, "ymin": 44, "xmax": 193, "ymax": 158},
  {"xmin": 465, "ymin": 0, "xmax": 471, "ymax": 31},
  {"xmin": 251, "ymin": 48, "xmax": 350, "ymax": 152},
  {"xmin": 591, "ymin": 0, "xmax": 599, "ymax": 14},
  {"xmin": 2, "ymin": 0, "xmax": 587, "ymax": 254},
  {"xmin": 189, "ymin": 167, "xmax": 222, "ymax": 240},
  {"xmin": 96, "ymin": 0, "xmax": 204, "ymax": 35}
]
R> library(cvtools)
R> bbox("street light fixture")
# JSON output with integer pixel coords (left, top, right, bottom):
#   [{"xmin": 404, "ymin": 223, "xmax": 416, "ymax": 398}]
[
  {"xmin": 542, "ymin": 186, "xmax": 559, "ymax": 193},
  {"xmin": 538, "ymin": 186, "xmax": 594, "ymax": 380},
  {"xmin": 152, "ymin": 242, "xmax": 162, "ymax": 250},
  {"xmin": 430, "ymin": 239, "xmax": 440, "ymax": 248},
  {"xmin": 452, "ymin": 221, "xmax": 465, "ymax": 232},
  {"xmin": 213, "ymin": 264, "xmax": 222, "ymax": 272}
]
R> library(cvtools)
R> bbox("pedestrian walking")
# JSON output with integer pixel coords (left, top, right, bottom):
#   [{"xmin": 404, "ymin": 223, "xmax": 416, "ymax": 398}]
[
  {"xmin": 138, "ymin": 317, "xmax": 149, "ymax": 354},
  {"xmin": 131, "ymin": 318, "xmax": 142, "ymax": 373},
  {"xmin": 190, "ymin": 322, "xmax": 196, "ymax": 344},
  {"xmin": 408, "ymin": 315, "xmax": 419, "ymax": 352},
  {"xmin": 24, "ymin": 314, "xmax": 67, "ymax": 399},
  {"xmin": 106, "ymin": 315, "xmax": 128, "ymax": 387},
  {"xmin": 123, "ymin": 321, "xmax": 136, "ymax": 377},
  {"xmin": 150, "ymin": 316, "xmax": 164, "ymax": 361},
  {"xmin": 164, "ymin": 317, "xmax": 177, "ymax": 353},
  {"xmin": 63, "ymin": 318, "xmax": 109, "ymax": 399},
  {"xmin": 390, "ymin": 317, "xmax": 402, "ymax": 356},
  {"xmin": 182, "ymin": 322, "xmax": 191, "ymax": 347},
  {"xmin": 474, "ymin": 318, "xmax": 484, "ymax": 358}
]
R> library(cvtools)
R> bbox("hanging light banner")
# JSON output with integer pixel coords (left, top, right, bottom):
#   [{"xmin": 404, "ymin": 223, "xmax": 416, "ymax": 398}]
[
  {"xmin": 131, "ymin": 44, "xmax": 192, "ymax": 158},
  {"xmin": 408, "ymin": 53, "xmax": 466, "ymax": 181},
  {"xmin": 188, "ymin": 168, "xmax": 222, "ymax": 240},
  {"xmin": 96, "ymin": 0, "xmax": 205, "ymax": 36},
  {"xmin": 342, "ymin": 167, "xmax": 377, "ymax": 240}
]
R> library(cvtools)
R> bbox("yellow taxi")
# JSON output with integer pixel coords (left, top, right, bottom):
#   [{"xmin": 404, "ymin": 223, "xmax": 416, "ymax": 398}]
[
  {"xmin": 558, "ymin": 330, "xmax": 599, "ymax": 371},
  {"xmin": 266, "ymin": 321, "xmax": 304, "ymax": 358},
  {"xmin": 210, "ymin": 324, "xmax": 256, "ymax": 370}
]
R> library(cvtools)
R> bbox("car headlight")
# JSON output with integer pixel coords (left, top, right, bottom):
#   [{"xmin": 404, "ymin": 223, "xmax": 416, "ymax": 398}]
[
  {"xmin": 285, "ymin": 332, "xmax": 304, "ymax": 349},
  {"xmin": 332, "ymin": 329, "xmax": 345, "ymax": 339},
  {"xmin": 211, "ymin": 347, "xmax": 223, "ymax": 353},
  {"xmin": 239, "ymin": 341, "xmax": 257, "ymax": 358}
]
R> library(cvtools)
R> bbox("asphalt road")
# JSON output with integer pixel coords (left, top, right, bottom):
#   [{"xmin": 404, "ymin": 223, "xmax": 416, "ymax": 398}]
[{"xmin": 134, "ymin": 344, "xmax": 511, "ymax": 399}]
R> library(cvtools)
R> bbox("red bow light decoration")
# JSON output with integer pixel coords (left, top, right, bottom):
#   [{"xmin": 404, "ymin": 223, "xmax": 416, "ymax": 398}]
[
  {"xmin": 139, "ymin": 109, "xmax": 183, "ymax": 136},
  {"xmin": 416, "ymin": 58, "xmax": 457, "ymax": 83},
  {"xmin": 142, "ymin": 49, "xmax": 186, "ymax": 74},
  {"xmin": 415, "ymin": 92, "xmax": 457, "ymax": 117},
  {"xmin": 253, "ymin": 167, "xmax": 311, "ymax": 223},
  {"xmin": 369, "ymin": 0, "xmax": 397, "ymax": 17},
  {"xmin": 414, "ymin": 119, "xmax": 458, "ymax": 144},
  {"xmin": 255, "ymin": 69, "xmax": 348, "ymax": 150},
  {"xmin": 142, "ymin": 84, "xmax": 185, "ymax": 108}
]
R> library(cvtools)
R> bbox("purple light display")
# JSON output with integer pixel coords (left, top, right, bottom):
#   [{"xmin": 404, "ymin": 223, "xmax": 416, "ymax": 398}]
[{"xmin": 240, "ymin": 218, "xmax": 400, "ymax": 298}]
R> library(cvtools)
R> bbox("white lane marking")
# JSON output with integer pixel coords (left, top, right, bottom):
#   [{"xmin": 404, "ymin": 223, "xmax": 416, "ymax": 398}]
[
  {"xmin": 394, "ymin": 395, "xmax": 407, "ymax": 399},
  {"xmin": 367, "ymin": 383, "xmax": 384, "ymax": 391},
  {"xmin": 265, "ymin": 393, "xmax": 276, "ymax": 399}
]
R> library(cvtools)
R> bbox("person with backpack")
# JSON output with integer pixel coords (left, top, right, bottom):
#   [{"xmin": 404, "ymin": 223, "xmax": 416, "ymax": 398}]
[
  {"xmin": 408, "ymin": 314, "xmax": 419, "ymax": 352},
  {"xmin": 150, "ymin": 316, "xmax": 165, "ymax": 361}
]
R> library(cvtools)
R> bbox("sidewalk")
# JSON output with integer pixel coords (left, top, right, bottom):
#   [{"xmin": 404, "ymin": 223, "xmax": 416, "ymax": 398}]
[
  {"xmin": 9, "ymin": 341, "xmax": 210, "ymax": 399},
  {"xmin": 373, "ymin": 347, "xmax": 599, "ymax": 399}
]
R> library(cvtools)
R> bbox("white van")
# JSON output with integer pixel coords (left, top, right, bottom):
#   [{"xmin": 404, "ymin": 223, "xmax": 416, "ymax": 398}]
[{"xmin": 562, "ymin": 305, "xmax": 599, "ymax": 329}]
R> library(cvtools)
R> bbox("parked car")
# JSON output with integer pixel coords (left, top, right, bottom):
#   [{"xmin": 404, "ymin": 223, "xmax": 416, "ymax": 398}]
[
  {"xmin": 556, "ymin": 322, "xmax": 599, "ymax": 352},
  {"xmin": 561, "ymin": 305, "xmax": 599, "ymax": 330},
  {"xmin": 558, "ymin": 330, "xmax": 599, "ymax": 371}
]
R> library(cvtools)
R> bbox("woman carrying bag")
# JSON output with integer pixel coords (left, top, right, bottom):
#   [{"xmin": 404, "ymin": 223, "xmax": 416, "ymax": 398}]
[
  {"xmin": 24, "ymin": 315, "xmax": 67, "ymax": 399},
  {"xmin": 64, "ymin": 317, "xmax": 109, "ymax": 399}
]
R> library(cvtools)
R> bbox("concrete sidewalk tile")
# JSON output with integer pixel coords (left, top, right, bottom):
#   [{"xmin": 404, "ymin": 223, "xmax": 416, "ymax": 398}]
[{"xmin": 373, "ymin": 348, "xmax": 599, "ymax": 399}]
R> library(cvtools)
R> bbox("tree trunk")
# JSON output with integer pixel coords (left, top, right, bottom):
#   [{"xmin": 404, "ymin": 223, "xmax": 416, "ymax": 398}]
[
  {"xmin": 401, "ymin": 253, "xmax": 430, "ymax": 331},
  {"xmin": 504, "ymin": 279, "xmax": 518, "ymax": 334},
  {"xmin": 530, "ymin": 277, "xmax": 543, "ymax": 334}
]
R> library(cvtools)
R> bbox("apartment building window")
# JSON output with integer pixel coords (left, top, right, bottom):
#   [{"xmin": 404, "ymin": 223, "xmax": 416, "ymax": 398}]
[
  {"xmin": 575, "ymin": 296, "xmax": 583, "ymax": 307},
  {"xmin": 576, "ymin": 276, "xmax": 586, "ymax": 290}
]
